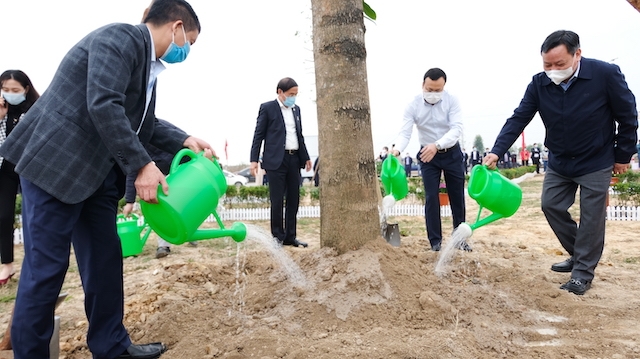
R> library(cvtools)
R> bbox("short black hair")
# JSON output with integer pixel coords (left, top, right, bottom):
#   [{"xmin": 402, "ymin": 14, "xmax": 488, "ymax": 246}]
[
  {"xmin": 541, "ymin": 30, "xmax": 580, "ymax": 55},
  {"xmin": 276, "ymin": 77, "xmax": 298, "ymax": 93},
  {"xmin": 423, "ymin": 68, "xmax": 447, "ymax": 83},
  {"xmin": 144, "ymin": 0, "xmax": 201, "ymax": 33}
]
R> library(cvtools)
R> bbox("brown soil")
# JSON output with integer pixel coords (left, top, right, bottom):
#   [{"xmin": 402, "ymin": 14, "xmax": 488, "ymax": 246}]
[{"xmin": 2, "ymin": 175, "xmax": 640, "ymax": 359}]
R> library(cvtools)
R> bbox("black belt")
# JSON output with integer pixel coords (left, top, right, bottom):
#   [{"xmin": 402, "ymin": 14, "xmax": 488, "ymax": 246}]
[
  {"xmin": 285, "ymin": 149, "xmax": 298, "ymax": 155},
  {"xmin": 426, "ymin": 143, "xmax": 460, "ymax": 154}
]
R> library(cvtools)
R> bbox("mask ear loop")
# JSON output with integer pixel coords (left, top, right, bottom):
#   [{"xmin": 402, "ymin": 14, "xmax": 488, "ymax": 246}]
[{"xmin": 181, "ymin": 24, "xmax": 187, "ymax": 45}]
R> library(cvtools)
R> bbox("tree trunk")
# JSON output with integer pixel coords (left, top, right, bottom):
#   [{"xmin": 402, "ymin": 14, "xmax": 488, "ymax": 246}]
[{"xmin": 311, "ymin": 0, "xmax": 381, "ymax": 254}]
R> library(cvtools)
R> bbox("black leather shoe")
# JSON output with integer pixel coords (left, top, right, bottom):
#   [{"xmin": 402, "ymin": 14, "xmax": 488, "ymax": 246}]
[
  {"xmin": 116, "ymin": 342, "xmax": 167, "ymax": 359},
  {"xmin": 551, "ymin": 257, "xmax": 574, "ymax": 273},
  {"xmin": 283, "ymin": 239, "xmax": 308, "ymax": 248},
  {"xmin": 456, "ymin": 241, "xmax": 473, "ymax": 252},
  {"xmin": 431, "ymin": 243, "xmax": 441, "ymax": 252},
  {"xmin": 560, "ymin": 278, "xmax": 591, "ymax": 295}
]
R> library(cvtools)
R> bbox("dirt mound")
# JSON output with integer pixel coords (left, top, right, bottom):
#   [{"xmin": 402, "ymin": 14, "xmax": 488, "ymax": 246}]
[{"xmin": 2, "ymin": 175, "xmax": 640, "ymax": 359}]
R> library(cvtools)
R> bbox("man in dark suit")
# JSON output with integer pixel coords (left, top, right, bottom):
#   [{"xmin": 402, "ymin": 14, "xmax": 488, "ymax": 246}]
[
  {"xmin": 469, "ymin": 147, "xmax": 481, "ymax": 167},
  {"xmin": 483, "ymin": 30, "xmax": 637, "ymax": 295},
  {"xmin": 460, "ymin": 149, "xmax": 469, "ymax": 174},
  {"xmin": 0, "ymin": 1, "xmax": 212, "ymax": 358},
  {"xmin": 250, "ymin": 78, "xmax": 312, "ymax": 248},
  {"xmin": 531, "ymin": 143, "xmax": 542, "ymax": 173},
  {"xmin": 404, "ymin": 152, "xmax": 414, "ymax": 177}
]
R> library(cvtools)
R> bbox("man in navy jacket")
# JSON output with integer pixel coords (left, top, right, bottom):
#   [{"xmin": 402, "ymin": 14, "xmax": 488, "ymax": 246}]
[{"xmin": 483, "ymin": 30, "xmax": 637, "ymax": 295}]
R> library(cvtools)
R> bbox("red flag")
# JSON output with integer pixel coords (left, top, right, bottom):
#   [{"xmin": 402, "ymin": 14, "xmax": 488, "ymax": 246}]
[{"xmin": 224, "ymin": 139, "xmax": 229, "ymax": 161}]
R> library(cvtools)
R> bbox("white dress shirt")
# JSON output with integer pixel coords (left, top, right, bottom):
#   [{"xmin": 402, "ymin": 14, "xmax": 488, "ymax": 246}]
[
  {"xmin": 393, "ymin": 91, "xmax": 463, "ymax": 152},
  {"xmin": 277, "ymin": 98, "xmax": 299, "ymax": 150},
  {"xmin": 137, "ymin": 25, "xmax": 166, "ymax": 134}
]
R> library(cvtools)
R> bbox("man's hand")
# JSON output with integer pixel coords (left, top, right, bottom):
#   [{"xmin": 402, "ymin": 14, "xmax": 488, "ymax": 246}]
[
  {"xmin": 613, "ymin": 163, "xmax": 630, "ymax": 175},
  {"xmin": 183, "ymin": 136, "xmax": 216, "ymax": 159},
  {"xmin": 122, "ymin": 203, "xmax": 134, "ymax": 217},
  {"xmin": 305, "ymin": 160, "xmax": 312, "ymax": 172},
  {"xmin": 135, "ymin": 161, "xmax": 168, "ymax": 203},
  {"xmin": 483, "ymin": 153, "xmax": 499, "ymax": 169},
  {"xmin": 419, "ymin": 144, "xmax": 438, "ymax": 163},
  {"xmin": 250, "ymin": 161, "xmax": 259, "ymax": 177}
]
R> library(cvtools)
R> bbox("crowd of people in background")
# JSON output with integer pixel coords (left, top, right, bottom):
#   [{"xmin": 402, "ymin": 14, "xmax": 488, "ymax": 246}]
[{"xmin": 378, "ymin": 142, "xmax": 551, "ymax": 176}]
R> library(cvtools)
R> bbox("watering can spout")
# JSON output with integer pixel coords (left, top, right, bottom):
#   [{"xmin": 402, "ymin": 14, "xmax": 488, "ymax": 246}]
[
  {"xmin": 189, "ymin": 222, "xmax": 247, "ymax": 243},
  {"xmin": 469, "ymin": 213, "xmax": 504, "ymax": 231}
]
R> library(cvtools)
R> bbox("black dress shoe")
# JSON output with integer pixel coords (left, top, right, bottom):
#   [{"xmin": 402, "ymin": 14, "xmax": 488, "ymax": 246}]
[
  {"xmin": 551, "ymin": 256, "xmax": 574, "ymax": 273},
  {"xmin": 116, "ymin": 342, "xmax": 166, "ymax": 359},
  {"xmin": 116, "ymin": 343, "xmax": 167, "ymax": 359},
  {"xmin": 283, "ymin": 239, "xmax": 308, "ymax": 248},
  {"xmin": 431, "ymin": 243, "xmax": 441, "ymax": 251},
  {"xmin": 560, "ymin": 278, "xmax": 591, "ymax": 295}
]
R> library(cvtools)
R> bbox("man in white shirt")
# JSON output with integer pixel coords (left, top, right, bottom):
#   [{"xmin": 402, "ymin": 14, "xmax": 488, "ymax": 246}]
[{"xmin": 393, "ymin": 68, "xmax": 470, "ymax": 252}]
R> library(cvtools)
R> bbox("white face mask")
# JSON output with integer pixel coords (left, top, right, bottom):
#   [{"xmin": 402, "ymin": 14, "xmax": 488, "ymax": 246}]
[
  {"xmin": 545, "ymin": 67, "xmax": 574, "ymax": 85},
  {"xmin": 423, "ymin": 91, "xmax": 443, "ymax": 104}
]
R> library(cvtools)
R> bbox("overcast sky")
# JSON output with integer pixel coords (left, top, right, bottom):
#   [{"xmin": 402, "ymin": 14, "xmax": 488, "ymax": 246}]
[{"xmin": 3, "ymin": 0, "xmax": 640, "ymax": 165}]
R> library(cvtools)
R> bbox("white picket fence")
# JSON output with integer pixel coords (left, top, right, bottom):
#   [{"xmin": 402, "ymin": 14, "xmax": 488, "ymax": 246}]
[{"xmin": 11, "ymin": 205, "xmax": 639, "ymax": 244}]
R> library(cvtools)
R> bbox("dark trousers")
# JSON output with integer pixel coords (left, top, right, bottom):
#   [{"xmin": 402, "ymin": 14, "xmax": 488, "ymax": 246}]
[
  {"xmin": 12, "ymin": 167, "xmax": 130, "ymax": 359},
  {"xmin": 266, "ymin": 152, "xmax": 301, "ymax": 243},
  {"xmin": 0, "ymin": 162, "xmax": 19, "ymax": 264},
  {"xmin": 541, "ymin": 167, "xmax": 611, "ymax": 281},
  {"xmin": 419, "ymin": 145, "xmax": 466, "ymax": 246}
]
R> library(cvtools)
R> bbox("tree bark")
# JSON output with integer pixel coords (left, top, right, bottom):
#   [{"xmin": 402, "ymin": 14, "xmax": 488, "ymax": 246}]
[{"xmin": 311, "ymin": 0, "xmax": 381, "ymax": 254}]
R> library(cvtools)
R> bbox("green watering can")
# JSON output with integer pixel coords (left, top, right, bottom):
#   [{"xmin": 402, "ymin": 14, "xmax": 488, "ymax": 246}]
[
  {"xmin": 140, "ymin": 148, "xmax": 247, "ymax": 245},
  {"xmin": 117, "ymin": 213, "xmax": 152, "ymax": 257},
  {"xmin": 380, "ymin": 155, "xmax": 408, "ymax": 201},
  {"xmin": 458, "ymin": 165, "xmax": 522, "ymax": 236}
]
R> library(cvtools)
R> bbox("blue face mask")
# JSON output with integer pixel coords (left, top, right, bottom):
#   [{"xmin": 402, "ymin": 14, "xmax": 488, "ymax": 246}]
[
  {"xmin": 160, "ymin": 25, "xmax": 190, "ymax": 64},
  {"xmin": 283, "ymin": 96, "xmax": 296, "ymax": 107},
  {"xmin": 1, "ymin": 91, "xmax": 26, "ymax": 106}
]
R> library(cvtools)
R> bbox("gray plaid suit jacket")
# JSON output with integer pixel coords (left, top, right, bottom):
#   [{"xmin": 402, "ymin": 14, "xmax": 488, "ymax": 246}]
[{"xmin": 0, "ymin": 23, "xmax": 188, "ymax": 204}]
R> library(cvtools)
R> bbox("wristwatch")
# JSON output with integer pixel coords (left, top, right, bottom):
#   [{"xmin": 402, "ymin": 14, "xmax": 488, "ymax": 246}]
[{"xmin": 435, "ymin": 143, "xmax": 443, "ymax": 151}]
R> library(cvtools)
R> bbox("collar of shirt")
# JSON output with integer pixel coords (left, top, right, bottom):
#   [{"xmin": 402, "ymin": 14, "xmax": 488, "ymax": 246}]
[
  {"xmin": 276, "ymin": 97, "xmax": 299, "ymax": 150},
  {"xmin": 560, "ymin": 60, "xmax": 581, "ymax": 91},
  {"xmin": 392, "ymin": 90, "xmax": 463, "ymax": 152},
  {"xmin": 145, "ymin": 25, "xmax": 166, "ymax": 85}
]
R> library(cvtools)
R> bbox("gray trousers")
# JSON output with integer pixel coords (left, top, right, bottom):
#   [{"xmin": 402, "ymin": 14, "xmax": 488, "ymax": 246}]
[{"xmin": 541, "ymin": 166, "xmax": 612, "ymax": 281}]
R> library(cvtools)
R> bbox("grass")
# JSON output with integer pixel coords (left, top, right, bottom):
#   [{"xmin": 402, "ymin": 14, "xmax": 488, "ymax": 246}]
[{"xmin": 0, "ymin": 294, "xmax": 16, "ymax": 303}]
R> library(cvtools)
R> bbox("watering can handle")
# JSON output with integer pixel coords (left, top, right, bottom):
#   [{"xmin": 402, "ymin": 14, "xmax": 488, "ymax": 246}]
[
  {"xmin": 169, "ymin": 148, "xmax": 222, "ymax": 175},
  {"xmin": 117, "ymin": 213, "xmax": 139, "ymax": 221}
]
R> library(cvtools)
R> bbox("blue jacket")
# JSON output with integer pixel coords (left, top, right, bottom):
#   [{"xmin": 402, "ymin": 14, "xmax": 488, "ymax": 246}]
[{"xmin": 491, "ymin": 57, "xmax": 638, "ymax": 177}]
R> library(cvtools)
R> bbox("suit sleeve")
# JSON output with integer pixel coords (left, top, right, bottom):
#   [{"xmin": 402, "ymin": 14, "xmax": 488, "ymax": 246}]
[
  {"xmin": 607, "ymin": 64, "xmax": 639, "ymax": 163},
  {"xmin": 125, "ymin": 172, "xmax": 137, "ymax": 203},
  {"xmin": 148, "ymin": 117, "xmax": 189, "ymax": 156},
  {"xmin": 84, "ymin": 25, "xmax": 155, "ymax": 175},
  {"xmin": 250, "ymin": 103, "xmax": 269, "ymax": 163},
  {"xmin": 491, "ymin": 79, "xmax": 540, "ymax": 157}
]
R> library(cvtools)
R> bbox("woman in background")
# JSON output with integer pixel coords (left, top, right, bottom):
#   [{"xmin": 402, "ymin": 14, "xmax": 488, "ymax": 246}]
[{"xmin": 0, "ymin": 70, "xmax": 40, "ymax": 285}]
